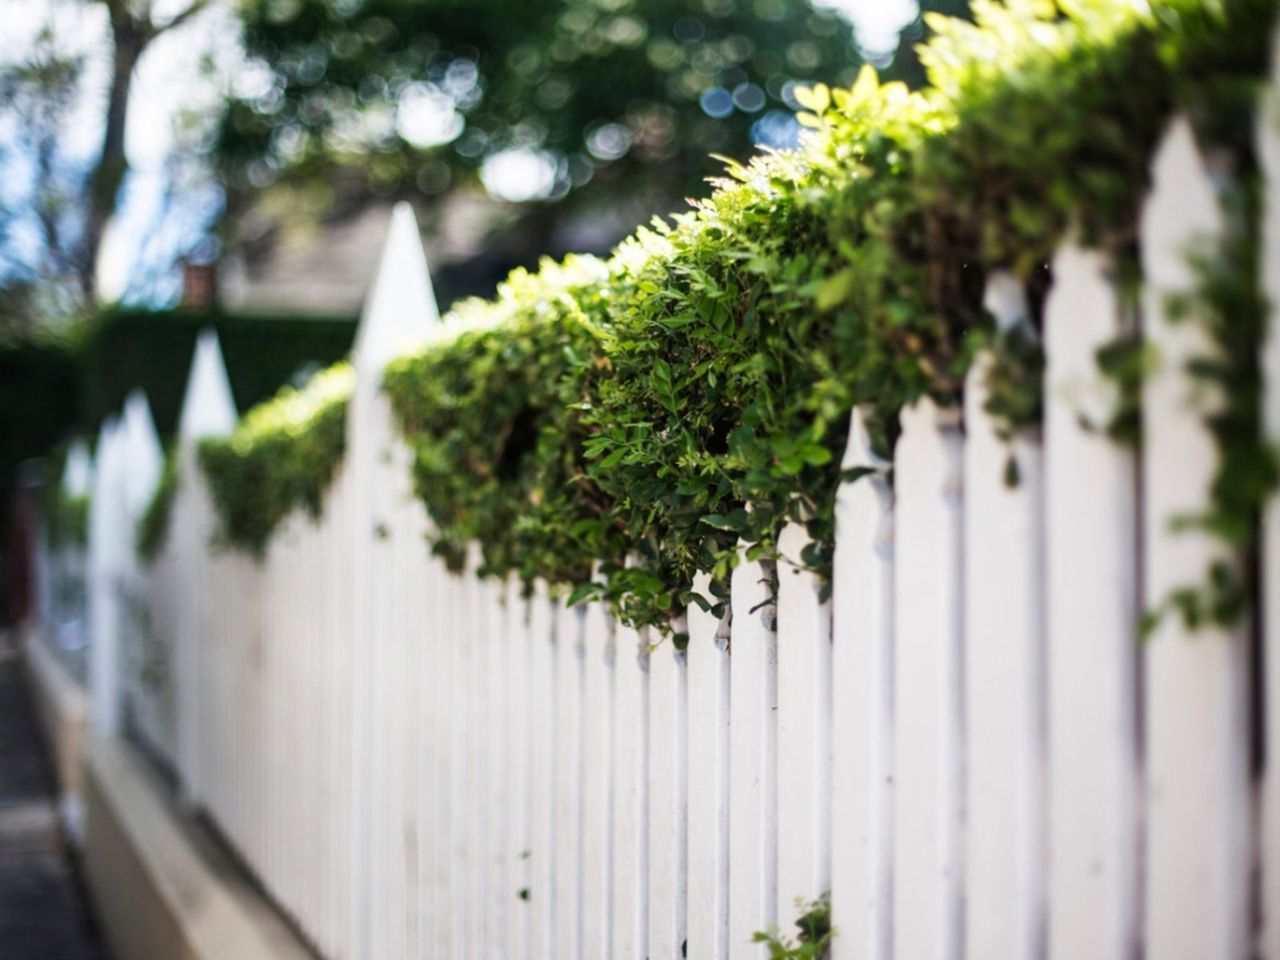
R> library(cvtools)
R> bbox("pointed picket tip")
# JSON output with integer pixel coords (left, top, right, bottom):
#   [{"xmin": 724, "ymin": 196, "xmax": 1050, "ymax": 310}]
[
  {"xmin": 178, "ymin": 329, "xmax": 238, "ymax": 442},
  {"xmin": 1141, "ymin": 115, "xmax": 1224, "ymax": 289},
  {"xmin": 899, "ymin": 393, "xmax": 943, "ymax": 438},
  {"xmin": 91, "ymin": 417, "xmax": 120, "ymax": 500},
  {"xmin": 62, "ymin": 438, "xmax": 93, "ymax": 498},
  {"xmin": 982, "ymin": 270, "xmax": 1029, "ymax": 333},
  {"xmin": 840, "ymin": 405, "xmax": 886, "ymax": 473},
  {"xmin": 122, "ymin": 390, "xmax": 164, "ymax": 516},
  {"xmin": 89, "ymin": 416, "xmax": 124, "ymax": 562},
  {"xmin": 353, "ymin": 201, "xmax": 440, "ymax": 379}
]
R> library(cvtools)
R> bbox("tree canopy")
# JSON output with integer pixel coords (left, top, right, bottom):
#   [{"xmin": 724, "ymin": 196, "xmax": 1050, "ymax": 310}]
[{"xmin": 216, "ymin": 0, "xmax": 866, "ymax": 220}]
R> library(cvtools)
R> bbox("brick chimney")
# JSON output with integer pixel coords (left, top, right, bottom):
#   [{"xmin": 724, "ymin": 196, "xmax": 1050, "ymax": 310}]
[{"xmin": 181, "ymin": 258, "xmax": 218, "ymax": 310}]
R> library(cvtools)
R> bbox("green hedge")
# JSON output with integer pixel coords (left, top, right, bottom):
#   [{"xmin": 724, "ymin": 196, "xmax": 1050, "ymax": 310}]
[
  {"xmin": 81, "ymin": 306, "xmax": 357, "ymax": 437},
  {"xmin": 204, "ymin": 0, "xmax": 1280, "ymax": 634},
  {"xmin": 198, "ymin": 364, "xmax": 354, "ymax": 555},
  {"xmin": 0, "ymin": 334, "xmax": 84, "ymax": 496}
]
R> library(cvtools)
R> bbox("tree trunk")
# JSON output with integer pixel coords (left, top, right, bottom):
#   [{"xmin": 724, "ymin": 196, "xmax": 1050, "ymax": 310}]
[{"xmin": 81, "ymin": 10, "xmax": 145, "ymax": 304}]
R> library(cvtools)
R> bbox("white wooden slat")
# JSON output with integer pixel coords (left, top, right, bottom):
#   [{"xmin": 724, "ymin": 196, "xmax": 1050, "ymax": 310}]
[
  {"xmin": 506, "ymin": 579, "xmax": 533, "ymax": 960},
  {"xmin": 467, "ymin": 559, "xmax": 488, "ymax": 960},
  {"xmin": 675, "ymin": 627, "xmax": 690, "ymax": 960},
  {"xmin": 1140, "ymin": 115, "xmax": 1251, "ymax": 960},
  {"xmin": 397, "ymin": 490, "xmax": 429, "ymax": 958},
  {"xmin": 486, "ymin": 575, "xmax": 512, "ymax": 960},
  {"xmin": 582, "ymin": 600, "xmax": 612, "ymax": 959},
  {"xmin": 611, "ymin": 620, "xmax": 647, "ymax": 960},
  {"xmin": 892, "ymin": 397, "xmax": 964, "ymax": 960},
  {"xmin": 1258, "ymin": 35, "xmax": 1280, "ymax": 956},
  {"xmin": 417, "ymin": 548, "xmax": 443, "ymax": 958},
  {"xmin": 248, "ymin": 552, "xmax": 268, "ymax": 878},
  {"xmin": 1042, "ymin": 243, "xmax": 1140, "ymax": 960},
  {"xmin": 265, "ymin": 528, "xmax": 283, "ymax": 905},
  {"xmin": 964, "ymin": 273, "xmax": 1046, "ymax": 960},
  {"xmin": 688, "ymin": 572, "xmax": 731, "ymax": 960},
  {"xmin": 316, "ymin": 479, "xmax": 344, "ymax": 959},
  {"xmin": 529, "ymin": 584, "xmax": 556, "ymax": 960},
  {"xmin": 274, "ymin": 528, "xmax": 292, "ymax": 922},
  {"xmin": 728, "ymin": 554, "xmax": 777, "ymax": 959},
  {"xmin": 829, "ymin": 408, "xmax": 894, "ymax": 960},
  {"xmin": 330, "ymin": 470, "xmax": 357, "ymax": 960},
  {"xmin": 649, "ymin": 633, "xmax": 679, "ymax": 960},
  {"xmin": 451, "ymin": 567, "xmax": 474, "ymax": 956},
  {"xmin": 435, "ymin": 564, "xmax": 458, "ymax": 957},
  {"xmin": 776, "ymin": 522, "xmax": 834, "ymax": 925},
  {"xmin": 553, "ymin": 602, "xmax": 582, "ymax": 960}
]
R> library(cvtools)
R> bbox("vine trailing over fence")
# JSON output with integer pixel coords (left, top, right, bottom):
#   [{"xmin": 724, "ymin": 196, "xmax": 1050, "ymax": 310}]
[
  {"xmin": 199, "ymin": 0, "xmax": 1280, "ymax": 633},
  {"xmin": 198, "ymin": 363, "xmax": 353, "ymax": 556},
  {"xmin": 753, "ymin": 895, "xmax": 834, "ymax": 960}
]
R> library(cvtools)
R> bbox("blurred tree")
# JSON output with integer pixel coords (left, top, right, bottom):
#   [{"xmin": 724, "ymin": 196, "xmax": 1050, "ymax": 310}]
[
  {"xmin": 0, "ymin": 27, "xmax": 89, "ymax": 333},
  {"xmin": 214, "ymin": 0, "xmax": 864, "ymax": 252},
  {"xmin": 0, "ymin": 0, "xmax": 215, "ymax": 326},
  {"xmin": 882, "ymin": 0, "xmax": 973, "ymax": 88},
  {"xmin": 86, "ymin": 0, "xmax": 215, "ymax": 300}
]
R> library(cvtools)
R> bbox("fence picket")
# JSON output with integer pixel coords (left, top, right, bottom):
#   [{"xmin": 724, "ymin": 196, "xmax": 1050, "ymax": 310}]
[
  {"xmin": 1140, "ymin": 116, "xmax": 1251, "ymax": 960},
  {"xmin": 1259, "ymin": 35, "xmax": 1280, "ymax": 956},
  {"xmin": 611, "ymin": 620, "xmax": 647, "ymax": 960},
  {"xmin": 506, "ymin": 578, "xmax": 533, "ymax": 960},
  {"xmin": 648, "ymin": 630, "xmax": 681, "ymax": 960},
  {"xmin": 893, "ymin": 398, "xmax": 964, "ymax": 960},
  {"xmin": 728, "ymin": 553, "xmax": 777, "ymax": 959},
  {"xmin": 829, "ymin": 408, "xmax": 894, "ymax": 960},
  {"xmin": 554, "ymin": 600, "xmax": 582, "ymax": 960},
  {"xmin": 582, "ymin": 600, "xmax": 612, "ymax": 958},
  {"xmin": 1042, "ymin": 242, "xmax": 1140, "ymax": 960},
  {"xmin": 776, "ymin": 521, "xmax": 833, "ymax": 929},
  {"xmin": 529, "ymin": 584, "xmax": 556, "ymax": 960},
  {"xmin": 963, "ymin": 273, "xmax": 1046, "ymax": 960},
  {"xmin": 485, "ymin": 576, "xmax": 512, "ymax": 959},
  {"xmin": 688, "ymin": 572, "xmax": 730, "ymax": 960}
]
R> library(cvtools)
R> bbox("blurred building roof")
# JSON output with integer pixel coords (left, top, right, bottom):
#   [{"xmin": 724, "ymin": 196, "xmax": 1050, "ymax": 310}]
[{"xmin": 218, "ymin": 189, "xmax": 522, "ymax": 316}]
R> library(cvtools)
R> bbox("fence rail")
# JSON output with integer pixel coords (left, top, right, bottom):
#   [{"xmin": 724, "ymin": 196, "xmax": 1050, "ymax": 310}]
[{"xmin": 31, "ymin": 105, "xmax": 1280, "ymax": 960}]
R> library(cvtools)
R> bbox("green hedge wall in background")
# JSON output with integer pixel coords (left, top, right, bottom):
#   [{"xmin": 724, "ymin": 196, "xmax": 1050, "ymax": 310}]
[
  {"xmin": 0, "ymin": 333, "xmax": 83, "ymax": 511},
  {"xmin": 82, "ymin": 307, "xmax": 357, "ymax": 437}
]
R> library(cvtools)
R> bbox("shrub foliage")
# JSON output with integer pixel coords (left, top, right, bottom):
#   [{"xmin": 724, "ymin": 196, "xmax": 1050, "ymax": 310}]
[
  {"xmin": 205, "ymin": 0, "xmax": 1280, "ymax": 632},
  {"xmin": 198, "ymin": 364, "xmax": 354, "ymax": 556}
]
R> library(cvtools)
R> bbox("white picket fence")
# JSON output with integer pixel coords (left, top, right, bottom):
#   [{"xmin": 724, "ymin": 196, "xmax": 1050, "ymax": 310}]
[{"xmin": 34, "ymin": 104, "xmax": 1280, "ymax": 960}]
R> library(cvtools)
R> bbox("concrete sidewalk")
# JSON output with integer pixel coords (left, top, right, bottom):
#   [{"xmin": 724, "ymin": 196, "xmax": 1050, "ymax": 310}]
[{"xmin": 0, "ymin": 639, "xmax": 108, "ymax": 960}]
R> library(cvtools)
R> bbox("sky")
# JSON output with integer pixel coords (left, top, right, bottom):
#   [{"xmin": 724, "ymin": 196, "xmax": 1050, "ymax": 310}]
[{"xmin": 0, "ymin": 0, "xmax": 921, "ymax": 304}]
